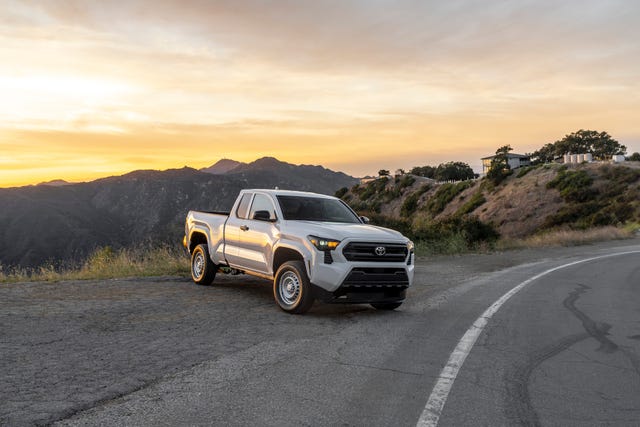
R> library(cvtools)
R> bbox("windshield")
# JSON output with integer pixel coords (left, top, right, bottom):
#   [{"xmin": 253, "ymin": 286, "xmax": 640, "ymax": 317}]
[{"xmin": 276, "ymin": 195, "xmax": 361, "ymax": 223}]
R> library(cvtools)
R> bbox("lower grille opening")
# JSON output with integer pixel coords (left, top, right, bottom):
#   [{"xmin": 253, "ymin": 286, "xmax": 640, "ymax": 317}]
[
  {"xmin": 332, "ymin": 287, "xmax": 406, "ymax": 302},
  {"xmin": 341, "ymin": 267, "xmax": 409, "ymax": 288}
]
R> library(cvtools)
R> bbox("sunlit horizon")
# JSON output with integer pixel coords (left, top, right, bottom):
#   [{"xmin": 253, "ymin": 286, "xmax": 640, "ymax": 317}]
[{"xmin": 1, "ymin": 0, "xmax": 639, "ymax": 188}]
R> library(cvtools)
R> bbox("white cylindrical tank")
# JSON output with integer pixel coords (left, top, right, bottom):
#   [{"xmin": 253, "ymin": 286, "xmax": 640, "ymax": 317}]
[
  {"xmin": 578, "ymin": 154, "xmax": 585, "ymax": 163},
  {"xmin": 571, "ymin": 154, "xmax": 578, "ymax": 163},
  {"xmin": 613, "ymin": 154, "xmax": 625, "ymax": 163},
  {"xmin": 564, "ymin": 154, "xmax": 570, "ymax": 164},
  {"xmin": 585, "ymin": 153, "xmax": 593, "ymax": 162}
]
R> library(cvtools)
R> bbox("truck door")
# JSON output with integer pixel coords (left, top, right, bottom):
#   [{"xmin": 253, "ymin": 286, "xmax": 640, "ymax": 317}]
[
  {"xmin": 223, "ymin": 192, "xmax": 253, "ymax": 267},
  {"xmin": 233, "ymin": 193, "xmax": 279, "ymax": 275}
]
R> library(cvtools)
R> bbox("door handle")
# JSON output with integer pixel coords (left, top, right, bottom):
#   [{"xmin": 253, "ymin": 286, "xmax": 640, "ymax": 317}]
[{"xmin": 240, "ymin": 225, "xmax": 249, "ymax": 231}]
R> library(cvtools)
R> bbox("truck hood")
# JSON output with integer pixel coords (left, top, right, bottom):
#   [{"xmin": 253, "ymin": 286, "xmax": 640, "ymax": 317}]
[{"xmin": 284, "ymin": 221, "xmax": 408, "ymax": 243}]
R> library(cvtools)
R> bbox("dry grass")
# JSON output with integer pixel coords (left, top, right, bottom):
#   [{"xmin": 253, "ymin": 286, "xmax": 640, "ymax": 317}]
[
  {"xmin": 3, "ymin": 223, "xmax": 638, "ymax": 283},
  {"xmin": 415, "ymin": 234, "xmax": 469, "ymax": 256},
  {"xmin": 496, "ymin": 226, "xmax": 636, "ymax": 250},
  {"xmin": 0, "ymin": 245, "xmax": 190, "ymax": 283}
]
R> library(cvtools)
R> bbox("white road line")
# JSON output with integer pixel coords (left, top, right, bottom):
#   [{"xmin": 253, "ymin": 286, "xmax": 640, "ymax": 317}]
[{"xmin": 416, "ymin": 250, "xmax": 640, "ymax": 427}]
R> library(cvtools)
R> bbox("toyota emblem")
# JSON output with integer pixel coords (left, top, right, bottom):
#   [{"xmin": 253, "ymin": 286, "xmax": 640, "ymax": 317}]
[{"xmin": 375, "ymin": 246, "xmax": 386, "ymax": 256}]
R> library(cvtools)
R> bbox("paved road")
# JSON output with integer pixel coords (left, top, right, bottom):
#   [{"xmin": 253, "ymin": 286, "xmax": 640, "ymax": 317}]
[{"xmin": 1, "ymin": 240, "xmax": 639, "ymax": 426}]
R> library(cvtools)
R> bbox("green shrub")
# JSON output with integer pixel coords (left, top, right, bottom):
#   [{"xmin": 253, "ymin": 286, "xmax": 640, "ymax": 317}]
[
  {"xmin": 401, "ymin": 193, "xmax": 420, "ymax": 218},
  {"xmin": 369, "ymin": 213, "xmax": 497, "ymax": 254},
  {"xmin": 486, "ymin": 166, "xmax": 513, "ymax": 185},
  {"xmin": 413, "ymin": 216, "xmax": 499, "ymax": 246},
  {"xmin": 397, "ymin": 175, "xmax": 416, "ymax": 189},
  {"xmin": 547, "ymin": 169, "xmax": 595, "ymax": 202},
  {"xmin": 456, "ymin": 191, "xmax": 486, "ymax": 216},
  {"xmin": 425, "ymin": 181, "xmax": 473, "ymax": 215},
  {"xmin": 415, "ymin": 234, "xmax": 468, "ymax": 256},
  {"xmin": 351, "ymin": 184, "xmax": 364, "ymax": 197},
  {"xmin": 591, "ymin": 202, "xmax": 635, "ymax": 226},
  {"xmin": 598, "ymin": 164, "xmax": 640, "ymax": 184},
  {"xmin": 359, "ymin": 177, "xmax": 389, "ymax": 200},
  {"xmin": 334, "ymin": 187, "xmax": 348, "ymax": 199},
  {"xmin": 367, "ymin": 214, "xmax": 413, "ymax": 236},
  {"xmin": 543, "ymin": 202, "xmax": 603, "ymax": 228},
  {"xmin": 516, "ymin": 166, "xmax": 537, "ymax": 178},
  {"xmin": 383, "ymin": 188, "xmax": 402, "ymax": 202},
  {"xmin": 400, "ymin": 184, "xmax": 432, "ymax": 218}
]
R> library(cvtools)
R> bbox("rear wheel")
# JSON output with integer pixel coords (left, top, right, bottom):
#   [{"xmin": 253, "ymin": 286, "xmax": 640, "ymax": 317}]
[
  {"xmin": 370, "ymin": 302, "xmax": 403, "ymax": 310},
  {"xmin": 273, "ymin": 260, "xmax": 315, "ymax": 314},
  {"xmin": 191, "ymin": 244, "xmax": 216, "ymax": 285}
]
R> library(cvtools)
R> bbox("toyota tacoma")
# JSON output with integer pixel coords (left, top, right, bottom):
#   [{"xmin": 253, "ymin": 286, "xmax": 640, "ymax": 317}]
[{"xmin": 184, "ymin": 189, "xmax": 414, "ymax": 314}]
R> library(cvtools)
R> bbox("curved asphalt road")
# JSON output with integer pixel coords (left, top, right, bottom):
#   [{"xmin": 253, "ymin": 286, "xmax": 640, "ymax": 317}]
[
  {"xmin": 428, "ymin": 250, "xmax": 640, "ymax": 426},
  {"xmin": 1, "ymin": 240, "xmax": 639, "ymax": 426}
]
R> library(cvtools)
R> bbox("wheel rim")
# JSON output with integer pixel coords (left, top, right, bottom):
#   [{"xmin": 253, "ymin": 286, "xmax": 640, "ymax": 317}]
[
  {"xmin": 193, "ymin": 251, "xmax": 204, "ymax": 280},
  {"xmin": 278, "ymin": 271, "xmax": 301, "ymax": 306}
]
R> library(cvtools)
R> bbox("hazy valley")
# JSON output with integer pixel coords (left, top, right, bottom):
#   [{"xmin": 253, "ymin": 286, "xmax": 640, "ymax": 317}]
[{"xmin": 0, "ymin": 157, "xmax": 357, "ymax": 268}]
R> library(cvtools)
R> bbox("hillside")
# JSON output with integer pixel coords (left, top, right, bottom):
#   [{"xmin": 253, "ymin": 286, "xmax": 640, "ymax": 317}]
[
  {"xmin": 0, "ymin": 158, "xmax": 357, "ymax": 268},
  {"xmin": 340, "ymin": 162, "xmax": 640, "ymax": 245}
]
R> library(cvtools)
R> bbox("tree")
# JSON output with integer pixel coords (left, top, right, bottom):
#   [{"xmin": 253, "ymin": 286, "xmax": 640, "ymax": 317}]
[
  {"xmin": 530, "ymin": 142, "xmax": 556, "ymax": 164},
  {"xmin": 434, "ymin": 161, "xmax": 475, "ymax": 181},
  {"xmin": 573, "ymin": 130, "xmax": 626, "ymax": 160},
  {"xmin": 378, "ymin": 169, "xmax": 390, "ymax": 177},
  {"xmin": 410, "ymin": 165, "xmax": 436, "ymax": 178},
  {"xmin": 533, "ymin": 129, "xmax": 626, "ymax": 163},
  {"xmin": 627, "ymin": 152, "xmax": 640, "ymax": 161},
  {"xmin": 486, "ymin": 145, "xmax": 513, "ymax": 185}
]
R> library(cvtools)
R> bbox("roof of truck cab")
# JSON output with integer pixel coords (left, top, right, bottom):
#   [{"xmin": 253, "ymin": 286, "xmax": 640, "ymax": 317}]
[{"xmin": 240, "ymin": 189, "xmax": 337, "ymax": 199}]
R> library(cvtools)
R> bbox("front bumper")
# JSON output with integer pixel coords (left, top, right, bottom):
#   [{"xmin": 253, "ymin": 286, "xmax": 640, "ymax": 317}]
[
  {"xmin": 312, "ymin": 282, "xmax": 407, "ymax": 304},
  {"xmin": 305, "ymin": 239, "xmax": 415, "ymax": 302}
]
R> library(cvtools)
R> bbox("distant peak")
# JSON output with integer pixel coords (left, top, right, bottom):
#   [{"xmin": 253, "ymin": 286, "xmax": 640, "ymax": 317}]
[
  {"xmin": 37, "ymin": 179, "xmax": 71, "ymax": 187},
  {"xmin": 251, "ymin": 156, "xmax": 287, "ymax": 165},
  {"xmin": 200, "ymin": 158, "xmax": 245, "ymax": 175}
]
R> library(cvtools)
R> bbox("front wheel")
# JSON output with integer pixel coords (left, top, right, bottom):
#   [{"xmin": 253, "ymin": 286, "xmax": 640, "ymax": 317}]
[
  {"xmin": 191, "ymin": 244, "xmax": 216, "ymax": 285},
  {"xmin": 370, "ymin": 302, "xmax": 403, "ymax": 310},
  {"xmin": 273, "ymin": 260, "xmax": 315, "ymax": 314}
]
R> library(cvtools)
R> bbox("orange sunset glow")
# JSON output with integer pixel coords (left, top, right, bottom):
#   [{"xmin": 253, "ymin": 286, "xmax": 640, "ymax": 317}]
[{"xmin": 1, "ymin": 1, "xmax": 639, "ymax": 187}]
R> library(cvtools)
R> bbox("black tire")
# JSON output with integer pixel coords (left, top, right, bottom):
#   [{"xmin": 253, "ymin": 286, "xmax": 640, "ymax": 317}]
[
  {"xmin": 191, "ymin": 244, "xmax": 216, "ymax": 285},
  {"xmin": 370, "ymin": 302, "xmax": 403, "ymax": 310},
  {"xmin": 273, "ymin": 260, "xmax": 315, "ymax": 314}
]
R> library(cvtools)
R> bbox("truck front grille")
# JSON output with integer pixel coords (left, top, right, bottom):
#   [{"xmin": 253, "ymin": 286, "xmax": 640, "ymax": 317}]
[{"xmin": 342, "ymin": 242, "xmax": 408, "ymax": 262}]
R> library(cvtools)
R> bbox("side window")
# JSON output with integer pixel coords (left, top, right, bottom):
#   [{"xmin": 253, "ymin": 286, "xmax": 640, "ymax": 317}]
[
  {"xmin": 236, "ymin": 193, "xmax": 253, "ymax": 219},
  {"xmin": 249, "ymin": 194, "xmax": 276, "ymax": 220}
]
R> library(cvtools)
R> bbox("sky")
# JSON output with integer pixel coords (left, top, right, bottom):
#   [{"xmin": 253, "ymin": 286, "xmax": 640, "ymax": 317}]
[{"xmin": 1, "ymin": 0, "xmax": 639, "ymax": 187}]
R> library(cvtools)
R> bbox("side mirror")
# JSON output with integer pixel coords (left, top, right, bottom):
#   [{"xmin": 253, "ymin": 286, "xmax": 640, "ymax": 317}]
[
  {"xmin": 253, "ymin": 210, "xmax": 275, "ymax": 222},
  {"xmin": 360, "ymin": 216, "xmax": 370, "ymax": 224}
]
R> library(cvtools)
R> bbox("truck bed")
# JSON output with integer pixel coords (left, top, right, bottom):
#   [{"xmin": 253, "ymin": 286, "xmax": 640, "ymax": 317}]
[{"xmin": 191, "ymin": 210, "xmax": 230, "ymax": 216}]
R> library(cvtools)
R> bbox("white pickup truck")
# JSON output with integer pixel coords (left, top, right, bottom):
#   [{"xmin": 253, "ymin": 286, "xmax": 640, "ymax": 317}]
[{"xmin": 184, "ymin": 189, "xmax": 414, "ymax": 314}]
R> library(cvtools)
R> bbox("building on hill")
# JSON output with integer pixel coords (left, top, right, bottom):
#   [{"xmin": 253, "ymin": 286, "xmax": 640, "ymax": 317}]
[{"xmin": 481, "ymin": 153, "xmax": 531, "ymax": 174}]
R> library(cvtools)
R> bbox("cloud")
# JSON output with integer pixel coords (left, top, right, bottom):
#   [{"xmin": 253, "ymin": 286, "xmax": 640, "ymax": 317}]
[
  {"xmin": 1, "ymin": 0, "xmax": 640, "ymax": 185},
  {"xmin": 9, "ymin": 1, "xmax": 640, "ymax": 74},
  {"xmin": 6, "ymin": 1, "xmax": 640, "ymax": 99}
]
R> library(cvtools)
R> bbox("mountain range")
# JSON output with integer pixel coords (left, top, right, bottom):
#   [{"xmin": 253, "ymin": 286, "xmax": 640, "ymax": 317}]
[{"xmin": 0, "ymin": 157, "xmax": 358, "ymax": 268}]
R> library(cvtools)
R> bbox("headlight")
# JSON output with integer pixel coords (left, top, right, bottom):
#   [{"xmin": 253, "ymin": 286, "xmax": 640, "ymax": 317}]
[
  {"xmin": 407, "ymin": 240, "xmax": 415, "ymax": 252},
  {"xmin": 308, "ymin": 235, "xmax": 341, "ymax": 251}
]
